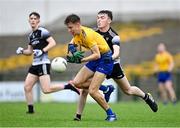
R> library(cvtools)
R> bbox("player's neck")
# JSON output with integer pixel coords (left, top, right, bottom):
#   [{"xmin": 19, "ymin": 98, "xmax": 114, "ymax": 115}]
[
  {"xmin": 99, "ymin": 25, "xmax": 110, "ymax": 33},
  {"xmin": 32, "ymin": 26, "xmax": 39, "ymax": 31}
]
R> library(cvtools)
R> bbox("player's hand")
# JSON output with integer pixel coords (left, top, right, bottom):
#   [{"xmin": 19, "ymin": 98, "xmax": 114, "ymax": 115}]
[
  {"xmin": 16, "ymin": 47, "xmax": 24, "ymax": 55},
  {"xmin": 73, "ymin": 51, "xmax": 84, "ymax": 63},
  {"xmin": 66, "ymin": 55, "xmax": 76, "ymax": 63},
  {"xmin": 73, "ymin": 51, "xmax": 84, "ymax": 58},
  {"xmin": 68, "ymin": 44, "xmax": 77, "ymax": 54},
  {"xmin": 33, "ymin": 49, "xmax": 44, "ymax": 57}
]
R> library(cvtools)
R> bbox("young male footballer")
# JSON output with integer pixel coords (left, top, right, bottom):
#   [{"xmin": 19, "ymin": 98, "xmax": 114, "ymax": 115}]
[
  {"xmin": 73, "ymin": 10, "xmax": 158, "ymax": 121},
  {"xmin": 154, "ymin": 43, "xmax": 177, "ymax": 104},
  {"xmin": 16, "ymin": 12, "xmax": 79, "ymax": 114},
  {"xmin": 64, "ymin": 14, "xmax": 117, "ymax": 121}
]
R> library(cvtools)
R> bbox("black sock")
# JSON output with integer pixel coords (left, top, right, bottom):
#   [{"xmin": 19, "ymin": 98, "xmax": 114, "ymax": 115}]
[
  {"xmin": 64, "ymin": 83, "xmax": 80, "ymax": 95},
  {"xmin": 64, "ymin": 83, "xmax": 72, "ymax": 89},
  {"xmin": 28, "ymin": 105, "xmax": 34, "ymax": 113},
  {"xmin": 143, "ymin": 93, "xmax": 148, "ymax": 101},
  {"xmin": 76, "ymin": 114, "xmax": 81, "ymax": 120}
]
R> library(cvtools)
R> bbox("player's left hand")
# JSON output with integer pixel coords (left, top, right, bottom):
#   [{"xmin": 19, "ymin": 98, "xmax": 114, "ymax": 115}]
[
  {"xmin": 73, "ymin": 51, "xmax": 84, "ymax": 63},
  {"xmin": 33, "ymin": 49, "xmax": 44, "ymax": 57},
  {"xmin": 73, "ymin": 51, "xmax": 84, "ymax": 58}
]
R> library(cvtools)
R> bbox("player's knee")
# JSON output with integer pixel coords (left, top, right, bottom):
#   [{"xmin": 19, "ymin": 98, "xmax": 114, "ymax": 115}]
[
  {"xmin": 42, "ymin": 88, "xmax": 51, "ymax": 94},
  {"xmin": 24, "ymin": 85, "xmax": 32, "ymax": 92},
  {"xmin": 89, "ymin": 89, "xmax": 96, "ymax": 97},
  {"xmin": 71, "ymin": 80, "xmax": 82, "ymax": 88},
  {"xmin": 123, "ymin": 88, "xmax": 132, "ymax": 95}
]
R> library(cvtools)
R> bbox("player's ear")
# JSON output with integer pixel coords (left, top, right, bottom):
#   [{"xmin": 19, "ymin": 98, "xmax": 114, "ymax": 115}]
[
  {"xmin": 37, "ymin": 19, "xmax": 40, "ymax": 24},
  {"xmin": 107, "ymin": 18, "xmax": 112, "ymax": 24}
]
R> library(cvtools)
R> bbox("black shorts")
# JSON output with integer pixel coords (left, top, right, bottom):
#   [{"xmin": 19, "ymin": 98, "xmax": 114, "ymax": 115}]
[
  {"xmin": 106, "ymin": 63, "xmax": 125, "ymax": 79},
  {"xmin": 28, "ymin": 64, "xmax": 50, "ymax": 76}
]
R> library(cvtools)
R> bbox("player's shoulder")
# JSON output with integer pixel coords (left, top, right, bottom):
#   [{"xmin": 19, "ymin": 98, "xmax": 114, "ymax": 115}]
[
  {"xmin": 38, "ymin": 27, "xmax": 49, "ymax": 33},
  {"xmin": 81, "ymin": 26, "xmax": 95, "ymax": 33},
  {"xmin": 108, "ymin": 27, "xmax": 118, "ymax": 37},
  {"xmin": 165, "ymin": 51, "xmax": 173, "ymax": 58}
]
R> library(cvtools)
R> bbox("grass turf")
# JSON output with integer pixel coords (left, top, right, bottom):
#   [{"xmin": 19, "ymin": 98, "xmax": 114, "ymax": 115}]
[{"xmin": 0, "ymin": 102, "xmax": 180, "ymax": 127}]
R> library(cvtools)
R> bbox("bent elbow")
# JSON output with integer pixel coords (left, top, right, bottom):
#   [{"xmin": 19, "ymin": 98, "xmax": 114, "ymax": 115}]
[{"xmin": 95, "ymin": 54, "xmax": 101, "ymax": 59}]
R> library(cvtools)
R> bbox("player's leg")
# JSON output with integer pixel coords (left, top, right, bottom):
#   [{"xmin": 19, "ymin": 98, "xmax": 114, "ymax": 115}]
[
  {"xmin": 38, "ymin": 64, "xmax": 79, "ymax": 94},
  {"xmin": 114, "ymin": 76, "xmax": 145, "ymax": 97},
  {"xmin": 74, "ymin": 89, "xmax": 89, "ymax": 121},
  {"xmin": 158, "ymin": 83, "xmax": 168, "ymax": 104},
  {"xmin": 89, "ymin": 71, "xmax": 116, "ymax": 121},
  {"xmin": 114, "ymin": 76, "xmax": 158, "ymax": 112},
  {"xmin": 165, "ymin": 80, "xmax": 177, "ymax": 104},
  {"xmin": 38, "ymin": 74, "xmax": 79, "ymax": 94},
  {"xmin": 71, "ymin": 66, "xmax": 94, "ymax": 89},
  {"xmin": 24, "ymin": 73, "xmax": 38, "ymax": 113}
]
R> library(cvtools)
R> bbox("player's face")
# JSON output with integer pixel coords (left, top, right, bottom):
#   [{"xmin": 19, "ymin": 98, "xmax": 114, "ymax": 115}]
[
  {"xmin": 97, "ymin": 13, "xmax": 111, "ymax": 29},
  {"xmin": 157, "ymin": 43, "xmax": 166, "ymax": 53},
  {"xmin": 66, "ymin": 22, "xmax": 81, "ymax": 36},
  {"xmin": 29, "ymin": 15, "xmax": 40, "ymax": 29}
]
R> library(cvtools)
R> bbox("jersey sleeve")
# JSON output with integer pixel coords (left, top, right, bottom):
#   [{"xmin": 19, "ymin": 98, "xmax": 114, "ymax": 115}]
[
  {"xmin": 86, "ymin": 33, "xmax": 97, "ymax": 48},
  {"xmin": 41, "ymin": 28, "xmax": 51, "ymax": 40},
  {"xmin": 112, "ymin": 35, "xmax": 120, "ymax": 46},
  {"xmin": 167, "ymin": 52, "xmax": 173, "ymax": 63}
]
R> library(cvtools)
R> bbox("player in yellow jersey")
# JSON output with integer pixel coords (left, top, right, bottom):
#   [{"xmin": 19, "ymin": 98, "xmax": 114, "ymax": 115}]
[
  {"xmin": 154, "ymin": 43, "xmax": 177, "ymax": 104},
  {"xmin": 64, "ymin": 14, "xmax": 116, "ymax": 121}
]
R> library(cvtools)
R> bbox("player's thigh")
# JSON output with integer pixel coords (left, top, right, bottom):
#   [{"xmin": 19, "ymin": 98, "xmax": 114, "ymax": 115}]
[
  {"xmin": 89, "ymin": 71, "xmax": 106, "ymax": 92},
  {"xmin": 164, "ymin": 80, "xmax": 173, "ymax": 90},
  {"xmin": 114, "ymin": 76, "xmax": 131, "ymax": 91},
  {"xmin": 158, "ymin": 83, "xmax": 166, "ymax": 91},
  {"xmin": 24, "ymin": 73, "xmax": 38, "ymax": 90},
  {"xmin": 39, "ymin": 74, "xmax": 51, "ymax": 90},
  {"xmin": 73, "ymin": 66, "xmax": 94, "ymax": 85}
]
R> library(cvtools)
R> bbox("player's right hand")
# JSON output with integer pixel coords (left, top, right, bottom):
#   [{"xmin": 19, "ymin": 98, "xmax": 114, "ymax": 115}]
[
  {"xmin": 66, "ymin": 55, "xmax": 75, "ymax": 63},
  {"xmin": 16, "ymin": 47, "xmax": 24, "ymax": 55},
  {"xmin": 68, "ymin": 44, "xmax": 77, "ymax": 54}
]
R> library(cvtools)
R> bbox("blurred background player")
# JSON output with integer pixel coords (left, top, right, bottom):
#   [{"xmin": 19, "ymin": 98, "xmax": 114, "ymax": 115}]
[
  {"xmin": 74, "ymin": 10, "xmax": 158, "ymax": 121},
  {"xmin": 154, "ymin": 43, "xmax": 177, "ymax": 105},
  {"xmin": 64, "ymin": 14, "xmax": 117, "ymax": 121},
  {"xmin": 16, "ymin": 12, "xmax": 79, "ymax": 114}
]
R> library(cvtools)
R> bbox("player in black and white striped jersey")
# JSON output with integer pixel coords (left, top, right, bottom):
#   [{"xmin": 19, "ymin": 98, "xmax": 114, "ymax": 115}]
[{"xmin": 16, "ymin": 12, "xmax": 79, "ymax": 114}]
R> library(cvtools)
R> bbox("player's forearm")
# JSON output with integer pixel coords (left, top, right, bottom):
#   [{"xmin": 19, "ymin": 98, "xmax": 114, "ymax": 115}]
[
  {"xmin": 81, "ymin": 53, "xmax": 100, "ymax": 62},
  {"xmin": 43, "ymin": 37, "xmax": 56, "ymax": 52},
  {"xmin": 112, "ymin": 45, "xmax": 120, "ymax": 60},
  {"xmin": 22, "ymin": 49, "xmax": 33, "ymax": 56},
  {"xmin": 169, "ymin": 62, "xmax": 174, "ymax": 72}
]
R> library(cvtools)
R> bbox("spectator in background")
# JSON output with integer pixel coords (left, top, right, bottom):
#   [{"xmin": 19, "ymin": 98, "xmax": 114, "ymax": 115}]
[{"xmin": 154, "ymin": 43, "xmax": 177, "ymax": 105}]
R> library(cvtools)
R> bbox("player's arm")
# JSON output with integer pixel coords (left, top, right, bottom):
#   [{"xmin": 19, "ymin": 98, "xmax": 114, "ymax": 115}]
[
  {"xmin": 81, "ymin": 45, "xmax": 100, "ymax": 62},
  {"xmin": 111, "ymin": 35, "xmax": 120, "ymax": 60},
  {"xmin": 112, "ymin": 45, "xmax": 120, "ymax": 60},
  {"xmin": 23, "ymin": 45, "xmax": 33, "ymax": 55},
  {"xmin": 168, "ymin": 54, "xmax": 174, "ymax": 72},
  {"xmin": 67, "ymin": 39, "xmax": 77, "ymax": 54},
  {"xmin": 43, "ymin": 36, "xmax": 56, "ymax": 52},
  {"xmin": 16, "ymin": 45, "xmax": 33, "ymax": 56}
]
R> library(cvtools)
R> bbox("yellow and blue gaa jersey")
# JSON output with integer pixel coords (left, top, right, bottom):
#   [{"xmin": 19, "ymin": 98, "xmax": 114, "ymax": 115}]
[
  {"xmin": 73, "ymin": 26, "xmax": 110, "ymax": 54},
  {"xmin": 155, "ymin": 51, "xmax": 173, "ymax": 71}
]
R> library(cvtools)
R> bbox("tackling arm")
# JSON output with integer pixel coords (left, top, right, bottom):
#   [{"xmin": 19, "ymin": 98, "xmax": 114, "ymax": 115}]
[{"xmin": 81, "ymin": 45, "xmax": 100, "ymax": 62}]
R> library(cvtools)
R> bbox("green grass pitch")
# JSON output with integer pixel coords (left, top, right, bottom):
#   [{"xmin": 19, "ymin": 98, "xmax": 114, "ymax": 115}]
[{"xmin": 0, "ymin": 102, "xmax": 180, "ymax": 127}]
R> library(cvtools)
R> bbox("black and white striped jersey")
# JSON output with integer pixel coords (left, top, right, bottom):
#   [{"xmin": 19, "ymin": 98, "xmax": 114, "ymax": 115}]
[
  {"xmin": 96, "ymin": 27, "xmax": 121, "ymax": 63},
  {"xmin": 28, "ymin": 27, "xmax": 51, "ymax": 65}
]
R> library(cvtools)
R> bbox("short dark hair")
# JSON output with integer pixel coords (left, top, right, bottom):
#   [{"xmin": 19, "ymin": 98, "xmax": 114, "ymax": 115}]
[
  {"xmin": 98, "ymin": 10, "xmax": 113, "ymax": 20},
  {"xmin": 29, "ymin": 12, "xmax": 40, "ymax": 19},
  {"xmin": 64, "ymin": 14, "xmax": 80, "ymax": 25}
]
